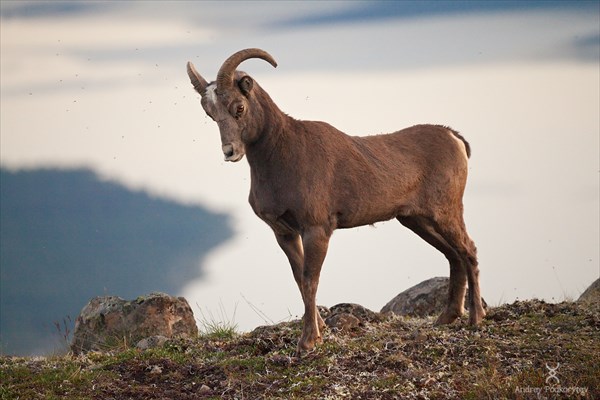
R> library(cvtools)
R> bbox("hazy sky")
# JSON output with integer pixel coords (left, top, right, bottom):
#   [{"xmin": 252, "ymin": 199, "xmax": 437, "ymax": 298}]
[{"xmin": 1, "ymin": 1, "xmax": 599, "ymax": 332}]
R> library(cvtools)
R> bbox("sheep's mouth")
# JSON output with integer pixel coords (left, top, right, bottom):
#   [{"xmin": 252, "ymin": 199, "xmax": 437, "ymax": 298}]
[
  {"xmin": 222, "ymin": 143, "xmax": 245, "ymax": 162},
  {"xmin": 225, "ymin": 153, "xmax": 244, "ymax": 162}
]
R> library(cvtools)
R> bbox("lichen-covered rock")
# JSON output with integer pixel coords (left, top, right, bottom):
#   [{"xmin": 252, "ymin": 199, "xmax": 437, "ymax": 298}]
[
  {"xmin": 136, "ymin": 335, "xmax": 170, "ymax": 351},
  {"xmin": 71, "ymin": 292, "xmax": 197, "ymax": 354},
  {"xmin": 326, "ymin": 313, "xmax": 361, "ymax": 332},
  {"xmin": 325, "ymin": 303, "xmax": 382, "ymax": 331},
  {"xmin": 381, "ymin": 277, "xmax": 486, "ymax": 317}
]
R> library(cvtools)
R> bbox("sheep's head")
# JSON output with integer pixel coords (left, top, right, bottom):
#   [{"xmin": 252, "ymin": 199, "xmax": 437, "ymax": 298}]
[{"xmin": 187, "ymin": 48, "xmax": 277, "ymax": 162}]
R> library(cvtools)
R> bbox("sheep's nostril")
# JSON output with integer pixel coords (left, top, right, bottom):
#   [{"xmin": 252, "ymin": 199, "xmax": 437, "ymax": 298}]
[{"xmin": 222, "ymin": 144, "xmax": 234, "ymax": 158}]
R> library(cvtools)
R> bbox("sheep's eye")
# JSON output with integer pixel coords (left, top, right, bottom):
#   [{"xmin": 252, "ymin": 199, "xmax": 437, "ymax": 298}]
[{"xmin": 235, "ymin": 104, "xmax": 245, "ymax": 118}]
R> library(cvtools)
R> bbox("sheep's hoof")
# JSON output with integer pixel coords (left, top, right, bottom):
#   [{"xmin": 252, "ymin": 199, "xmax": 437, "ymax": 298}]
[
  {"xmin": 435, "ymin": 309, "xmax": 461, "ymax": 325},
  {"xmin": 294, "ymin": 342, "xmax": 314, "ymax": 358},
  {"xmin": 468, "ymin": 307, "xmax": 486, "ymax": 326},
  {"xmin": 295, "ymin": 334, "xmax": 322, "ymax": 357}
]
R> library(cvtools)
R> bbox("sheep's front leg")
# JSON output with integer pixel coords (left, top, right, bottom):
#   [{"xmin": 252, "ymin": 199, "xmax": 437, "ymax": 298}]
[
  {"xmin": 275, "ymin": 233, "xmax": 326, "ymax": 333},
  {"xmin": 297, "ymin": 226, "xmax": 330, "ymax": 355}
]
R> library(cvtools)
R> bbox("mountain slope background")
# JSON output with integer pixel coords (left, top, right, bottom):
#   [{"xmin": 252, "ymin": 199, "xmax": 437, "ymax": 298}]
[{"xmin": 0, "ymin": 168, "xmax": 233, "ymax": 356}]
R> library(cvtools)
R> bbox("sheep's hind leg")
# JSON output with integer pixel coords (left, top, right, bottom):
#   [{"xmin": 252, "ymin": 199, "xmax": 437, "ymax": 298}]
[
  {"xmin": 462, "ymin": 236, "xmax": 485, "ymax": 325},
  {"xmin": 397, "ymin": 216, "xmax": 466, "ymax": 324},
  {"xmin": 433, "ymin": 217, "xmax": 485, "ymax": 326}
]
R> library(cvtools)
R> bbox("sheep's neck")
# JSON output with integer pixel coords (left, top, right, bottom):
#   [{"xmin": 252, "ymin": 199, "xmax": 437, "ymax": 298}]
[{"xmin": 246, "ymin": 112, "xmax": 296, "ymax": 174}]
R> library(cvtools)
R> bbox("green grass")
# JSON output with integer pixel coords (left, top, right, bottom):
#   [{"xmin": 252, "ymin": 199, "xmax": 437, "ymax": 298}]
[
  {"xmin": 0, "ymin": 357, "xmax": 102, "ymax": 400},
  {"xmin": 196, "ymin": 301, "xmax": 239, "ymax": 340}
]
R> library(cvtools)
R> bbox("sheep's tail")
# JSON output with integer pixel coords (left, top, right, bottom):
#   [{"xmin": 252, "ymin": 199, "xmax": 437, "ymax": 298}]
[{"xmin": 450, "ymin": 129, "xmax": 471, "ymax": 159}]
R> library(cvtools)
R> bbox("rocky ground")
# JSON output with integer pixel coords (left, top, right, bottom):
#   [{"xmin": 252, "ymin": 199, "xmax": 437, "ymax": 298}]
[{"xmin": 1, "ymin": 298, "xmax": 599, "ymax": 399}]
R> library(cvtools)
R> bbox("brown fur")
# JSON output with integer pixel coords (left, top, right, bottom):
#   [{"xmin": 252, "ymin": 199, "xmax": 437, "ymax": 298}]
[{"xmin": 187, "ymin": 49, "xmax": 485, "ymax": 355}]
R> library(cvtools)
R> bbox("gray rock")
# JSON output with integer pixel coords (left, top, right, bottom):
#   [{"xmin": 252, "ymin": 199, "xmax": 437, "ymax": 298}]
[
  {"xmin": 381, "ymin": 277, "xmax": 486, "ymax": 317},
  {"xmin": 578, "ymin": 278, "xmax": 600, "ymax": 308},
  {"xmin": 71, "ymin": 292, "xmax": 197, "ymax": 354}
]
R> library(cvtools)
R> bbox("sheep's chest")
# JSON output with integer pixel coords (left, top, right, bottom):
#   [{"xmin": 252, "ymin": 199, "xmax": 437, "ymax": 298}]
[{"xmin": 248, "ymin": 182, "xmax": 303, "ymax": 235}]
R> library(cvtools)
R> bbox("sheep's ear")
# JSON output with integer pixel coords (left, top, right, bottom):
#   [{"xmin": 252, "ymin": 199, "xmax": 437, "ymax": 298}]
[{"xmin": 238, "ymin": 76, "xmax": 254, "ymax": 96}]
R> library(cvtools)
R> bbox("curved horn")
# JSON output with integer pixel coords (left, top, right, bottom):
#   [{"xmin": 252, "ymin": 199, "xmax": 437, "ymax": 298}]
[
  {"xmin": 187, "ymin": 61, "xmax": 208, "ymax": 94},
  {"xmin": 216, "ymin": 48, "xmax": 277, "ymax": 93}
]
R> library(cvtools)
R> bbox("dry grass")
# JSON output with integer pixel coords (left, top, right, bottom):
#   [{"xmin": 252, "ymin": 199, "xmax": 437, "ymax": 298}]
[{"xmin": 1, "ymin": 299, "xmax": 598, "ymax": 399}]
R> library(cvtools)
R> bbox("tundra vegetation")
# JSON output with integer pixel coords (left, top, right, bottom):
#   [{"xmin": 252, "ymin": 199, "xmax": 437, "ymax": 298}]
[
  {"xmin": 186, "ymin": 49, "xmax": 485, "ymax": 354},
  {"xmin": 1, "ymin": 300, "xmax": 598, "ymax": 399}
]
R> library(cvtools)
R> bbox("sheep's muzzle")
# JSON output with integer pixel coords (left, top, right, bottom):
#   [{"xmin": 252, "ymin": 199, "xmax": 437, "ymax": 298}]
[{"xmin": 222, "ymin": 143, "xmax": 244, "ymax": 162}]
